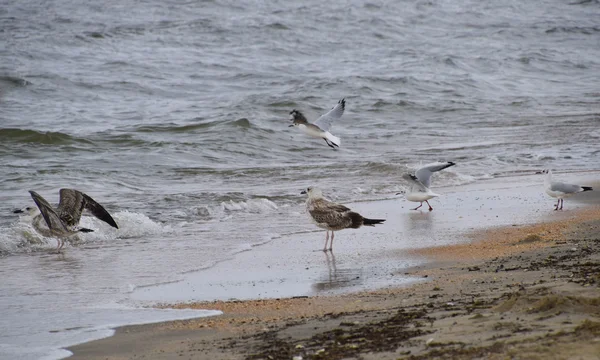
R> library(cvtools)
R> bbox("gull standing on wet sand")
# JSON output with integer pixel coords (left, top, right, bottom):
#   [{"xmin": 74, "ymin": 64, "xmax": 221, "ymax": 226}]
[
  {"xmin": 399, "ymin": 161, "xmax": 455, "ymax": 211},
  {"xmin": 539, "ymin": 169, "xmax": 593, "ymax": 210},
  {"xmin": 289, "ymin": 98, "xmax": 345, "ymax": 148},
  {"xmin": 14, "ymin": 189, "xmax": 119, "ymax": 251},
  {"xmin": 301, "ymin": 187, "xmax": 385, "ymax": 251}
]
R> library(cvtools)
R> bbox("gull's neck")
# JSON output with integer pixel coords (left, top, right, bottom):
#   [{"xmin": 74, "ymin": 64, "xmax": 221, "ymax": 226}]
[{"xmin": 544, "ymin": 171, "xmax": 553, "ymax": 186}]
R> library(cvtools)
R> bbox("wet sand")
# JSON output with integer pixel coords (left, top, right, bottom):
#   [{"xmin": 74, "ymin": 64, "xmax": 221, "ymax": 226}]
[{"xmin": 68, "ymin": 173, "xmax": 600, "ymax": 359}]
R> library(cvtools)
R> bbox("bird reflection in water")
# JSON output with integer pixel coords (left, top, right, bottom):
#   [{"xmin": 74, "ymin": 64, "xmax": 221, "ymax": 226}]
[{"xmin": 311, "ymin": 251, "xmax": 364, "ymax": 292}]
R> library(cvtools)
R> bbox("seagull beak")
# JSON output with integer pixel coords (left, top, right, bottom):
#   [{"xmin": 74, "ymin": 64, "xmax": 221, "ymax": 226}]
[
  {"xmin": 13, "ymin": 209, "xmax": 24, "ymax": 214},
  {"xmin": 300, "ymin": 190, "xmax": 307, "ymax": 194}
]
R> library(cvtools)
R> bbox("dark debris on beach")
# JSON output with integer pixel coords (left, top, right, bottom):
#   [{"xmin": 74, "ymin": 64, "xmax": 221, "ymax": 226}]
[{"xmin": 239, "ymin": 220, "xmax": 600, "ymax": 360}]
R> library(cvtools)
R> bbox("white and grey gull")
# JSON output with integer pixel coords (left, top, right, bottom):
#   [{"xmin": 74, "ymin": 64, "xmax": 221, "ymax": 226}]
[
  {"xmin": 539, "ymin": 169, "xmax": 593, "ymax": 210},
  {"xmin": 289, "ymin": 98, "xmax": 345, "ymax": 148},
  {"xmin": 301, "ymin": 187, "xmax": 385, "ymax": 251},
  {"xmin": 14, "ymin": 189, "xmax": 119, "ymax": 251},
  {"xmin": 399, "ymin": 161, "xmax": 455, "ymax": 211}
]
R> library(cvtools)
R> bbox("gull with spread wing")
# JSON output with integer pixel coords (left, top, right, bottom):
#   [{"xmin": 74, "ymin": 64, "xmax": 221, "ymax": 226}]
[
  {"xmin": 399, "ymin": 161, "xmax": 455, "ymax": 211},
  {"xmin": 289, "ymin": 98, "xmax": 345, "ymax": 148},
  {"xmin": 14, "ymin": 189, "xmax": 119, "ymax": 251},
  {"xmin": 301, "ymin": 187, "xmax": 385, "ymax": 251}
]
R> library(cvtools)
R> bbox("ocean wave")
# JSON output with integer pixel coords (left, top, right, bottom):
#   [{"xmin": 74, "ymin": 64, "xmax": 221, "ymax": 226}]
[
  {"xmin": 135, "ymin": 122, "xmax": 214, "ymax": 133},
  {"xmin": 0, "ymin": 74, "xmax": 31, "ymax": 87},
  {"xmin": 190, "ymin": 198, "xmax": 281, "ymax": 221},
  {"xmin": 0, "ymin": 128, "xmax": 92, "ymax": 146},
  {"xmin": 220, "ymin": 198, "xmax": 279, "ymax": 215},
  {"xmin": 546, "ymin": 26, "xmax": 600, "ymax": 35}
]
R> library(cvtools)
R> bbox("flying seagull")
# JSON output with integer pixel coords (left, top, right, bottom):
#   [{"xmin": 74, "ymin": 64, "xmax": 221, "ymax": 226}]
[
  {"xmin": 289, "ymin": 98, "xmax": 345, "ymax": 148},
  {"xmin": 539, "ymin": 169, "xmax": 592, "ymax": 210},
  {"xmin": 399, "ymin": 161, "xmax": 455, "ymax": 211},
  {"xmin": 301, "ymin": 187, "xmax": 385, "ymax": 251},
  {"xmin": 14, "ymin": 189, "xmax": 119, "ymax": 251}
]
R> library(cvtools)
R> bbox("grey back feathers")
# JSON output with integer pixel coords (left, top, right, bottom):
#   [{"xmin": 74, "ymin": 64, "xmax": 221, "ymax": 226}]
[{"xmin": 550, "ymin": 182, "xmax": 588, "ymax": 194}]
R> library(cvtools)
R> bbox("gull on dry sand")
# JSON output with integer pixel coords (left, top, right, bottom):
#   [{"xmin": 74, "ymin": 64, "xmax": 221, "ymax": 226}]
[
  {"xmin": 301, "ymin": 187, "xmax": 385, "ymax": 252},
  {"xmin": 538, "ymin": 169, "xmax": 593, "ymax": 210},
  {"xmin": 399, "ymin": 161, "xmax": 455, "ymax": 211},
  {"xmin": 289, "ymin": 98, "xmax": 345, "ymax": 149},
  {"xmin": 14, "ymin": 189, "xmax": 119, "ymax": 252}
]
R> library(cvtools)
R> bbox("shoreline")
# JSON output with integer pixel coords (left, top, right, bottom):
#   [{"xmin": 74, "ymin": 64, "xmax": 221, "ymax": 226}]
[{"xmin": 68, "ymin": 202, "xmax": 600, "ymax": 359}]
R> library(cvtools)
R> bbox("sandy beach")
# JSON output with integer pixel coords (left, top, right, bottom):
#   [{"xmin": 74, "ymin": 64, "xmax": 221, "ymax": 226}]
[{"xmin": 68, "ymin": 174, "xmax": 600, "ymax": 360}]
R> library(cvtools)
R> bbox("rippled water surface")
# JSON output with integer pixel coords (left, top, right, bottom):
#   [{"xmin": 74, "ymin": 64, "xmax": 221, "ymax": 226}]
[{"xmin": 1, "ymin": 0, "xmax": 599, "ymax": 358}]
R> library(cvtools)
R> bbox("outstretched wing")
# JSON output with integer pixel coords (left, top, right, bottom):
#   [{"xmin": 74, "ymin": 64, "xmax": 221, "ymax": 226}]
[
  {"xmin": 81, "ymin": 192, "xmax": 119, "ymax": 229},
  {"xmin": 29, "ymin": 190, "xmax": 69, "ymax": 232},
  {"xmin": 415, "ymin": 161, "xmax": 455, "ymax": 188},
  {"xmin": 58, "ymin": 189, "xmax": 119, "ymax": 229},
  {"xmin": 402, "ymin": 173, "xmax": 428, "ymax": 192},
  {"xmin": 314, "ymin": 98, "xmax": 345, "ymax": 132},
  {"xmin": 56, "ymin": 189, "xmax": 85, "ymax": 227}
]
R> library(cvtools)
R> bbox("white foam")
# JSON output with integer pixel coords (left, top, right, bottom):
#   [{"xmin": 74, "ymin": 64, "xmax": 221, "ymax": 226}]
[
  {"xmin": 220, "ymin": 198, "xmax": 278, "ymax": 214},
  {"xmin": 0, "ymin": 211, "xmax": 169, "ymax": 255},
  {"xmin": 79, "ymin": 210, "xmax": 170, "ymax": 241}
]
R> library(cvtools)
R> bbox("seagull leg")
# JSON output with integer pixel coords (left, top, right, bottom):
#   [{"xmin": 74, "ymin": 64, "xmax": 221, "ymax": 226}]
[
  {"xmin": 559, "ymin": 199, "xmax": 564, "ymax": 210},
  {"xmin": 324, "ymin": 139, "xmax": 335, "ymax": 149},
  {"xmin": 411, "ymin": 202, "xmax": 423, "ymax": 211},
  {"xmin": 425, "ymin": 200, "xmax": 433, "ymax": 211},
  {"xmin": 329, "ymin": 231, "xmax": 334, "ymax": 252},
  {"xmin": 323, "ymin": 231, "xmax": 329, "ymax": 252},
  {"xmin": 554, "ymin": 199, "xmax": 560, "ymax": 211}
]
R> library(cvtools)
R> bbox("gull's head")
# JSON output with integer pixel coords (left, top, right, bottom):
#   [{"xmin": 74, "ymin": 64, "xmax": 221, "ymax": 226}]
[
  {"xmin": 13, "ymin": 206, "xmax": 38, "ymax": 217},
  {"xmin": 289, "ymin": 109, "xmax": 307, "ymax": 127},
  {"xmin": 300, "ymin": 187, "xmax": 323, "ymax": 199}
]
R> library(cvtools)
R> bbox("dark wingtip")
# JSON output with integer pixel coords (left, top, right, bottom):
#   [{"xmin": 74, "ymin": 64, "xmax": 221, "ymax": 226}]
[
  {"xmin": 363, "ymin": 218, "xmax": 385, "ymax": 226},
  {"xmin": 448, "ymin": 161, "xmax": 456, "ymax": 166},
  {"xmin": 339, "ymin": 98, "xmax": 345, "ymax": 109},
  {"xmin": 79, "ymin": 228, "xmax": 94, "ymax": 233},
  {"xmin": 13, "ymin": 209, "xmax": 24, "ymax": 214},
  {"xmin": 582, "ymin": 186, "xmax": 593, "ymax": 192},
  {"xmin": 108, "ymin": 219, "xmax": 119, "ymax": 229}
]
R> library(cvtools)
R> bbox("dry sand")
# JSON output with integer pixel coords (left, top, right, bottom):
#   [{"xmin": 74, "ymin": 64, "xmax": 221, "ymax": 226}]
[{"xmin": 69, "ymin": 207, "xmax": 600, "ymax": 360}]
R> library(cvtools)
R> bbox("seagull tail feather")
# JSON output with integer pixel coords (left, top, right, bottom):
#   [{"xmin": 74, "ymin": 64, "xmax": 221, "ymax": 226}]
[
  {"xmin": 363, "ymin": 218, "xmax": 385, "ymax": 226},
  {"xmin": 582, "ymin": 186, "xmax": 593, "ymax": 192},
  {"xmin": 324, "ymin": 132, "xmax": 340, "ymax": 147},
  {"xmin": 78, "ymin": 228, "xmax": 94, "ymax": 233}
]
